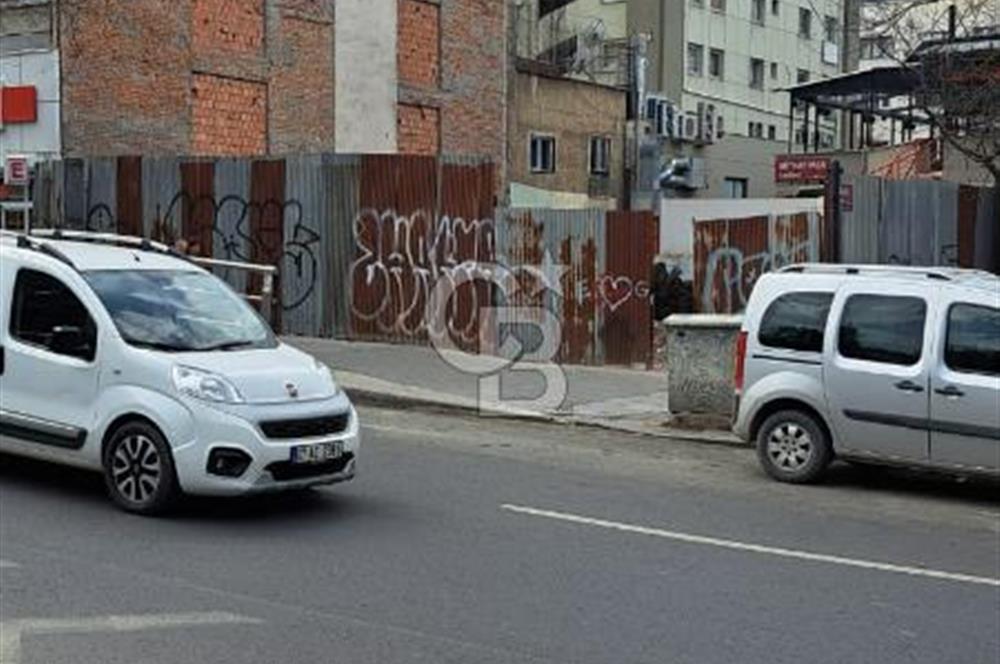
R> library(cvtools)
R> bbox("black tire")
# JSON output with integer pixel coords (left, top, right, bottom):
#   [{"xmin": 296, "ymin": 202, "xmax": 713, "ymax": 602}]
[
  {"xmin": 756, "ymin": 409, "xmax": 832, "ymax": 484},
  {"xmin": 103, "ymin": 420, "xmax": 180, "ymax": 515}
]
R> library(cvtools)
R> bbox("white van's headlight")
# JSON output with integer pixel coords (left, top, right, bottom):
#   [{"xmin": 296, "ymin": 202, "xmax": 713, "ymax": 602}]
[{"xmin": 172, "ymin": 366, "xmax": 244, "ymax": 404}]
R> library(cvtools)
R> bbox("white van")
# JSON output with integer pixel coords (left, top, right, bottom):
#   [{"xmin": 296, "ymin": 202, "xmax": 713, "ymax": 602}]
[
  {"xmin": 733, "ymin": 264, "xmax": 999, "ymax": 483},
  {"xmin": 0, "ymin": 231, "xmax": 359, "ymax": 514}
]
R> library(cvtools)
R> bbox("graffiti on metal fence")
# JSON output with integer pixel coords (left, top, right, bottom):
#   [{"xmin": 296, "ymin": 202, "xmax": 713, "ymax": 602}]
[
  {"xmin": 701, "ymin": 238, "xmax": 812, "ymax": 313},
  {"xmin": 85, "ymin": 193, "xmax": 321, "ymax": 312},
  {"xmin": 593, "ymin": 274, "xmax": 650, "ymax": 313},
  {"xmin": 350, "ymin": 208, "xmax": 496, "ymax": 344}
]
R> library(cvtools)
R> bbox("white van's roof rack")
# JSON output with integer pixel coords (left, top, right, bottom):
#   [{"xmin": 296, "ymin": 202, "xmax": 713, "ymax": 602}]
[
  {"xmin": 0, "ymin": 229, "xmax": 78, "ymax": 268},
  {"xmin": 780, "ymin": 263, "xmax": 963, "ymax": 282}
]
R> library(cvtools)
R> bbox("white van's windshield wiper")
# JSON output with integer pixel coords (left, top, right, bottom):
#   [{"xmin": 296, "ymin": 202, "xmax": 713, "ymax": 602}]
[
  {"xmin": 197, "ymin": 340, "xmax": 259, "ymax": 352},
  {"xmin": 125, "ymin": 339, "xmax": 198, "ymax": 352}
]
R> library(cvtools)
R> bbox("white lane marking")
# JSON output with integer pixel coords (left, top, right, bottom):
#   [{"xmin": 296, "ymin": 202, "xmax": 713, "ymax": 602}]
[
  {"xmin": 501, "ymin": 504, "xmax": 1000, "ymax": 588},
  {"xmin": 0, "ymin": 560, "xmax": 19, "ymax": 569},
  {"xmin": 0, "ymin": 612, "xmax": 261, "ymax": 664}
]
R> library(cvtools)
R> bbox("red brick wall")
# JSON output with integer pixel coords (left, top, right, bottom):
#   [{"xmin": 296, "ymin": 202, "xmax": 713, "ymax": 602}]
[
  {"xmin": 192, "ymin": 0, "xmax": 265, "ymax": 55},
  {"xmin": 398, "ymin": 104, "xmax": 440, "ymax": 155},
  {"xmin": 60, "ymin": 0, "xmax": 193, "ymax": 155},
  {"xmin": 398, "ymin": 0, "xmax": 440, "ymax": 88},
  {"xmin": 191, "ymin": 74, "xmax": 267, "ymax": 156},
  {"xmin": 269, "ymin": 5, "xmax": 335, "ymax": 153}
]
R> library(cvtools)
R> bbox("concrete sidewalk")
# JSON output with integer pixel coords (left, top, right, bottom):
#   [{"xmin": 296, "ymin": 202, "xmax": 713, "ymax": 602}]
[{"xmin": 285, "ymin": 336, "xmax": 741, "ymax": 445}]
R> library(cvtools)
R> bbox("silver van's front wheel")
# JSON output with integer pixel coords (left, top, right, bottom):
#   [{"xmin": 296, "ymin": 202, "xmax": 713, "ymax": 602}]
[{"xmin": 756, "ymin": 410, "xmax": 832, "ymax": 484}]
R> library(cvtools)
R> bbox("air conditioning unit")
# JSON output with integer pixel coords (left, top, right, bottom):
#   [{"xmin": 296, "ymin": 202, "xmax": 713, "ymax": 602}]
[
  {"xmin": 645, "ymin": 96, "xmax": 676, "ymax": 139},
  {"xmin": 697, "ymin": 102, "xmax": 716, "ymax": 144},
  {"xmin": 679, "ymin": 112, "xmax": 698, "ymax": 142},
  {"xmin": 658, "ymin": 157, "xmax": 708, "ymax": 190}
]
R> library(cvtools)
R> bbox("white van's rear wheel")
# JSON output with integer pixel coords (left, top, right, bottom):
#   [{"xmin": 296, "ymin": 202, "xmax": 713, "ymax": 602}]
[
  {"xmin": 756, "ymin": 410, "xmax": 832, "ymax": 484},
  {"xmin": 103, "ymin": 421, "xmax": 180, "ymax": 515}
]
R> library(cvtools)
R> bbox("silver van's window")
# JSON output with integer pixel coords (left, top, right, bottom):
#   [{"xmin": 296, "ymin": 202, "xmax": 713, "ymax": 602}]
[
  {"xmin": 758, "ymin": 292, "xmax": 833, "ymax": 352},
  {"xmin": 838, "ymin": 294, "xmax": 927, "ymax": 366},
  {"xmin": 84, "ymin": 270, "xmax": 277, "ymax": 353},
  {"xmin": 945, "ymin": 304, "xmax": 1000, "ymax": 377}
]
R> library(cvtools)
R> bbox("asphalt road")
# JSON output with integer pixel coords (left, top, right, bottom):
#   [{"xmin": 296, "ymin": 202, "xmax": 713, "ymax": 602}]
[{"xmin": 1, "ymin": 405, "xmax": 998, "ymax": 664}]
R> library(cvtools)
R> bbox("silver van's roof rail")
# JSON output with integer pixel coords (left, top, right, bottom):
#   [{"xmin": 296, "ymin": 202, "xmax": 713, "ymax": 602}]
[
  {"xmin": 779, "ymin": 263, "xmax": 956, "ymax": 282},
  {"xmin": 27, "ymin": 228, "xmax": 176, "ymax": 255},
  {"xmin": 0, "ymin": 229, "xmax": 77, "ymax": 268}
]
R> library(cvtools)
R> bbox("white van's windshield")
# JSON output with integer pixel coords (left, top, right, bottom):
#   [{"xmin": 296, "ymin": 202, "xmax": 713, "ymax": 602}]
[{"xmin": 84, "ymin": 270, "xmax": 277, "ymax": 352}]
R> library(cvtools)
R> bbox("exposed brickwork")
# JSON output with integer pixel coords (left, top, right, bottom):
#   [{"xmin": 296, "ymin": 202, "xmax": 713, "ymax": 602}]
[
  {"xmin": 191, "ymin": 74, "xmax": 267, "ymax": 156},
  {"xmin": 269, "ymin": 7, "xmax": 335, "ymax": 153},
  {"xmin": 438, "ymin": 0, "xmax": 506, "ymax": 181},
  {"xmin": 60, "ymin": 0, "xmax": 193, "ymax": 155},
  {"xmin": 398, "ymin": 104, "xmax": 441, "ymax": 156},
  {"xmin": 398, "ymin": 0, "xmax": 440, "ymax": 88},
  {"xmin": 192, "ymin": 0, "xmax": 265, "ymax": 56}
]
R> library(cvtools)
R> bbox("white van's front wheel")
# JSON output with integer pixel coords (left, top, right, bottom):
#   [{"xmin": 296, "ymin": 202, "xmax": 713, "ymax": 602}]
[
  {"xmin": 103, "ymin": 421, "xmax": 180, "ymax": 515},
  {"xmin": 756, "ymin": 410, "xmax": 832, "ymax": 484}
]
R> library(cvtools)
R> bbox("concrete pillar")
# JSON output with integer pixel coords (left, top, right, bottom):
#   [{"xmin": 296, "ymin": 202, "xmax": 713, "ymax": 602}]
[{"xmin": 335, "ymin": 0, "xmax": 398, "ymax": 153}]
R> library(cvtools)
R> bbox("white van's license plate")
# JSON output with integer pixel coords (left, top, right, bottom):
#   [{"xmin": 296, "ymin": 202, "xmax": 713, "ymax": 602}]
[{"xmin": 290, "ymin": 442, "xmax": 343, "ymax": 465}]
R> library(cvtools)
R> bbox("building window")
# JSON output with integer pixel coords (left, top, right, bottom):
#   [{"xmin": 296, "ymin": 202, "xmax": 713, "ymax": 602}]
[
  {"xmin": 709, "ymin": 48, "xmax": 725, "ymax": 79},
  {"xmin": 691, "ymin": 0, "xmax": 705, "ymax": 7},
  {"xmin": 539, "ymin": 0, "xmax": 574, "ymax": 18},
  {"xmin": 589, "ymin": 136, "xmax": 611, "ymax": 175},
  {"xmin": 747, "ymin": 121, "xmax": 765, "ymax": 138},
  {"xmin": 768, "ymin": 124, "xmax": 777, "ymax": 140},
  {"xmin": 797, "ymin": 69, "xmax": 810, "ymax": 84},
  {"xmin": 717, "ymin": 115, "xmax": 725, "ymax": 138},
  {"xmin": 530, "ymin": 134, "xmax": 556, "ymax": 173},
  {"xmin": 770, "ymin": 62, "xmax": 779, "ymax": 80},
  {"xmin": 752, "ymin": 0, "xmax": 766, "ymax": 24},
  {"xmin": 724, "ymin": 177, "xmax": 748, "ymax": 198},
  {"xmin": 825, "ymin": 15, "xmax": 838, "ymax": 43},
  {"xmin": 710, "ymin": 0, "xmax": 726, "ymax": 12},
  {"xmin": 799, "ymin": 8, "xmax": 812, "ymax": 39},
  {"xmin": 688, "ymin": 43, "xmax": 704, "ymax": 76},
  {"xmin": 771, "ymin": 0, "xmax": 780, "ymax": 15},
  {"xmin": 749, "ymin": 58, "xmax": 765, "ymax": 89}
]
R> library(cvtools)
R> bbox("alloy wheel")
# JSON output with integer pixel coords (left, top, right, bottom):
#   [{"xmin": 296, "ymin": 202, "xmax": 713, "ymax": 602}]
[{"xmin": 111, "ymin": 434, "xmax": 162, "ymax": 505}]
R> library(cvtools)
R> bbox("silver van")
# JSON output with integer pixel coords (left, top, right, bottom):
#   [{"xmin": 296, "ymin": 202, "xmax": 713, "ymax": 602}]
[{"xmin": 733, "ymin": 264, "xmax": 999, "ymax": 483}]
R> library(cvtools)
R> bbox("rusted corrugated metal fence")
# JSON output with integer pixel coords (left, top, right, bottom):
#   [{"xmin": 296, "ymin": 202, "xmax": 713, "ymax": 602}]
[
  {"xmin": 692, "ymin": 212, "xmax": 821, "ymax": 314},
  {"xmin": 33, "ymin": 154, "xmax": 659, "ymax": 366}
]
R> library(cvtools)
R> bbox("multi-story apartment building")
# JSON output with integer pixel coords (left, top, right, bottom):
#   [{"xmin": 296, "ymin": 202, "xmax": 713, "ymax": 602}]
[{"xmin": 518, "ymin": 0, "xmax": 860, "ymax": 198}]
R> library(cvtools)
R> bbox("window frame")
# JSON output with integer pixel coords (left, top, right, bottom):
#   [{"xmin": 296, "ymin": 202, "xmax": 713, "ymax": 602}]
[
  {"xmin": 837, "ymin": 294, "xmax": 928, "ymax": 367},
  {"xmin": 9, "ymin": 267, "xmax": 98, "ymax": 362},
  {"xmin": 824, "ymin": 15, "xmax": 838, "ymax": 43},
  {"xmin": 589, "ymin": 135, "xmax": 611, "ymax": 176},
  {"xmin": 529, "ymin": 133, "xmax": 557, "ymax": 174},
  {"xmin": 799, "ymin": 8, "xmax": 813, "ymax": 39},
  {"xmin": 944, "ymin": 302, "xmax": 1000, "ymax": 377},
  {"xmin": 688, "ymin": 42, "xmax": 705, "ymax": 76},
  {"xmin": 723, "ymin": 177, "xmax": 748, "ymax": 198},
  {"xmin": 757, "ymin": 291, "xmax": 835, "ymax": 353},
  {"xmin": 749, "ymin": 57, "xmax": 765, "ymax": 90},
  {"xmin": 771, "ymin": 0, "xmax": 780, "ymax": 15},
  {"xmin": 751, "ymin": 0, "xmax": 766, "ymax": 24},
  {"xmin": 709, "ymin": 48, "xmax": 725, "ymax": 79}
]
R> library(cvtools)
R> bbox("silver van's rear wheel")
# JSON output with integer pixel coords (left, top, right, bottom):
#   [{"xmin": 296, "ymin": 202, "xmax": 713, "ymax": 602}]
[
  {"xmin": 756, "ymin": 410, "xmax": 832, "ymax": 483},
  {"xmin": 103, "ymin": 421, "xmax": 179, "ymax": 515}
]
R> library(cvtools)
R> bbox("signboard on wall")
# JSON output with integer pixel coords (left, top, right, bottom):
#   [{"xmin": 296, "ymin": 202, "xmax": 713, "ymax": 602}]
[
  {"xmin": 5, "ymin": 155, "xmax": 29, "ymax": 185},
  {"xmin": 774, "ymin": 155, "xmax": 831, "ymax": 184}
]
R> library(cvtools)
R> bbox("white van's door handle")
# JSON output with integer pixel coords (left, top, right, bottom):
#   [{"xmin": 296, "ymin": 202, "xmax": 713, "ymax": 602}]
[
  {"xmin": 934, "ymin": 385, "xmax": 965, "ymax": 398},
  {"xmin": 894, "ymin": 380, "xmax": 925, "ymax": 393}
]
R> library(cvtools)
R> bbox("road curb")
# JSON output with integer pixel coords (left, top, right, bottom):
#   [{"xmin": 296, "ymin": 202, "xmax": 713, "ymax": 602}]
[{"xmin": 340, "ymin": 372, "xmax": 744, "ymax": 447}]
